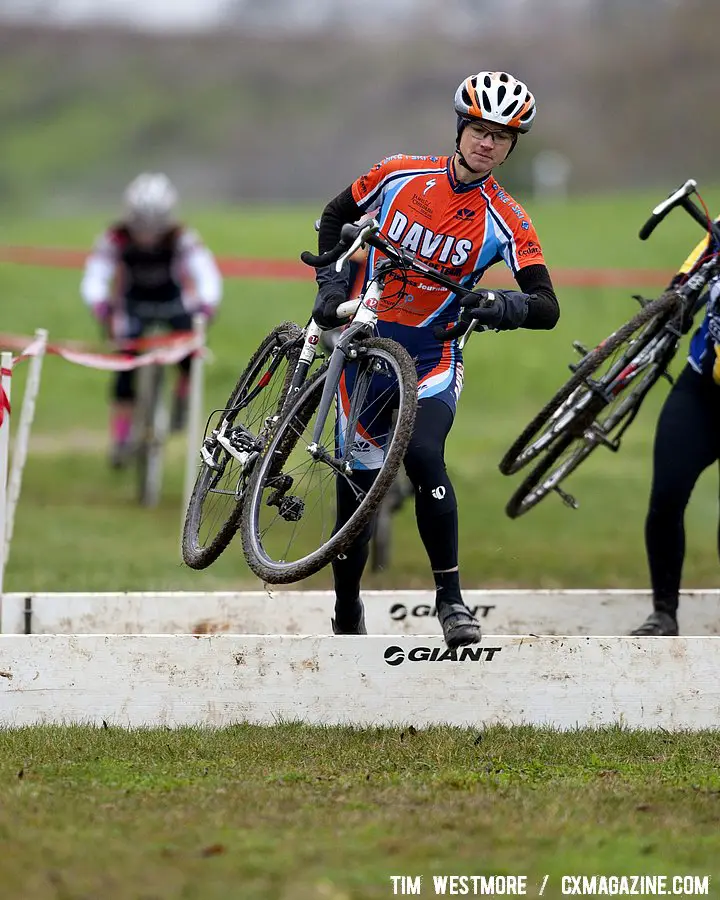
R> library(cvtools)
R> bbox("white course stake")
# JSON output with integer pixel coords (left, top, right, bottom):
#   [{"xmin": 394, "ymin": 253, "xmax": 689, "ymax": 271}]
[
  {"xmin": 0, "ymin": 352, "xmax": 13, "ymax": 599},
  {"xmin": 5, "ymin": 329, "xmax": 48, "ymax": 560},
  {"xmin": 181, "ymin": 314, "xmax": 206, "ymax": 542}
]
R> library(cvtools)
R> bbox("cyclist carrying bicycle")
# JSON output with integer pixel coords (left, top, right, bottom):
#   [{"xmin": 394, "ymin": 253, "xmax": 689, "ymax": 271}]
[
  {"xmin": 631, "ymin": 222, "xmax": 720, "ymax": 636},
  {"xmin": 81, "ymin": 173, "xmax": 223, "ymax": 468},
  {"xmin": 312, "ymin": 71, "xmax": 560, "ymax": 648}
]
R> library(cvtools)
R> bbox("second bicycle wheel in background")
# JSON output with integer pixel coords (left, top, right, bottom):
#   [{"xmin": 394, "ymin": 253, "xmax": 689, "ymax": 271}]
[{"xmin": 182, "ymin": 321, "xmax": 302, "ymax": 569}]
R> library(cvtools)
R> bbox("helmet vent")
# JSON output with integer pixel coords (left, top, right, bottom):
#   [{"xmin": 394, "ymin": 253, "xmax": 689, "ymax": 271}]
[
  {"xmin": 499, "ymin": 72, "xmax": 509, "ymax": 83},
  {"xmin": 497, "ymin": 85, "xmax": 506, "ymax": 103},
  {"xmin": 483, "ymin": 74, "xmax": 492, "ymax": 89},
  {"xmin": 481, "ymin": 90, "xmax": 492, "ymax": 112},
  {"xmin": 502, "ymin": 100, "xmax": 519, "ymax": 116}
]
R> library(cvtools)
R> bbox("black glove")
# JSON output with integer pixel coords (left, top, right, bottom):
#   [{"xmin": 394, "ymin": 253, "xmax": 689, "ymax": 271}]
[
  {"xmin": 312, "ymin": 291, "xmax": 346, "ymax": 329},
  {"xmin": 312, "ymin": 258, "xmax": 351, "ymax": 329},
  {"xmin": 460, "ymin": 288, "xmax": 530, "ymax": 331}
]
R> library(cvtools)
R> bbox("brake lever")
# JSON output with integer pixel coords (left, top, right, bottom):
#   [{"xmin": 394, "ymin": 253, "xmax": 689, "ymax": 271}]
[
  {"xmin": 335, "ymin": 220, "xmax": 380, "ymax": 272},
  {"xmin": 458, "ymin": 318, "xmax": 478, "ymax": 350}
]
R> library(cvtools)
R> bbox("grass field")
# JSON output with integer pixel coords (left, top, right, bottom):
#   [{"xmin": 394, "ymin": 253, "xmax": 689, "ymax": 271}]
[
  {"xmin": 2, "ymin": 188, "xmax": 720, "ymax": 595},
  {"xmin": 1, "ymin": 724, "xmax": 718, "ymax": 899}
]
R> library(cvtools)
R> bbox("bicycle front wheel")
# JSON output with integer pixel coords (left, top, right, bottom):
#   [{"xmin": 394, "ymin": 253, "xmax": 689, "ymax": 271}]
[
  {"xmin": 499, "ymin": 292, "xmax": 681, "ymax": 476},
  {"xmin": 182, "ymin": 321, "xmax": 302, "ymax": 569},
  {"xmin": 241, "ymin": 337, "xmax": 417, "ymax": 584}
]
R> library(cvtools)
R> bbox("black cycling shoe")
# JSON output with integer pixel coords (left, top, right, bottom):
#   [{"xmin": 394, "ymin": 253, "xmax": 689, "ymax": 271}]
[
  {"xmin": 437, "ymin": 601, "xmax": 482, "ymax": 649},
  {"xmin": 629, "ymin": 611, "xmax": 678, "ymax": 636},
  {"xmin": 331, "ymin": 612, "xmax": 367, "ymax": 635}
]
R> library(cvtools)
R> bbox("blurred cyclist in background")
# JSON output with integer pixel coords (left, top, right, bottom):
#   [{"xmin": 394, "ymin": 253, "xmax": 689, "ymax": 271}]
[{"xmin": 81, "ymin": 173, "xmax": 222, "ymax": 468}]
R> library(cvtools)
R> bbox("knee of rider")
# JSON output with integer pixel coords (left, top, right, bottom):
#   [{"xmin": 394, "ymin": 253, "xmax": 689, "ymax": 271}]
[
  {"xmin": 404, "ymin": 440, "xmax": 446, "ymax": 488},
  {"xmin": 649, "ymin": 474, "xmax": 694, "ymax": 509}
]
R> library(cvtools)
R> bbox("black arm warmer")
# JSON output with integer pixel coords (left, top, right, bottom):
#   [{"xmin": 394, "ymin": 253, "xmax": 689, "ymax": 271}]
[
  {"xmin": 515, "ymin": 264, "xmax": 560, "ymax": 330},
  {"xmin": 318, "ymin": 186, "xmax": 363, "ymax": 254},
  {"xmin": 315, "ymin": 186, "xmax": 364, "ymax": 301}
]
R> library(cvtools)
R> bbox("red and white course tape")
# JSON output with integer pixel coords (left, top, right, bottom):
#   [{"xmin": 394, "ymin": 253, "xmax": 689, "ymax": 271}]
[{"xmin": 1, "ymin": 330, "xmax": 204, "ymax": 374}]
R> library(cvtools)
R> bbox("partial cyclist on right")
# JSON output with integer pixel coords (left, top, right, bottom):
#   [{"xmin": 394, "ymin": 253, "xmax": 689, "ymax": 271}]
[
  {"xmin": 499, "ymin": 179, "xmax": 720, "ymax": 636},
  {"xmin": 632, "ymin": 216, "xmax": 720, "ymax": 636}
]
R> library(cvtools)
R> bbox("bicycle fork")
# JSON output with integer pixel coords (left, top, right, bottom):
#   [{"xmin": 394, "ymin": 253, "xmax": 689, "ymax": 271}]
[{"xmin": 306, "ymin": 285, "xmax": 382, "ymax": 475}]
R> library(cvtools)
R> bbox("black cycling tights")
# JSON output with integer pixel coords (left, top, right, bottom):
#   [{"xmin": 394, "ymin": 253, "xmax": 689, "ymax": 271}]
[
  {"xmin": 646, "ymin": 364, "xmax": 720, "ymax": 617},
  {"xmin": 332, "ymin": 398, "xmax": 458, "ymax": 626}
]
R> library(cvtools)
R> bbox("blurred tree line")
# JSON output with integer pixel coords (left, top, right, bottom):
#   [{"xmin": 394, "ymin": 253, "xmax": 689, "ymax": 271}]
[{"xmin": 0, "ymin": 0, "xmax": 716, "ymax": 213}]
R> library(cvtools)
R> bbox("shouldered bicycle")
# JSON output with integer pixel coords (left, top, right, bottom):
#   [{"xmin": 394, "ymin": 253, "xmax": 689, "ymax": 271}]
[
  {"xmin": 499, "ymin": 179, "xmax": 720, "ymax": 518},
  {"xmin": 183, "ymin": 218, "xmax": 483, "ymax": 580}
]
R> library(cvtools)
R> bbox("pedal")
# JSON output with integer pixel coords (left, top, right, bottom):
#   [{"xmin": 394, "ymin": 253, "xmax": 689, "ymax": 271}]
[
  {"xmin": 278, "ymin": 495, "xmax": 305, "ymax": 522},
  {"xmin": 266, "ymin": 474, "xmax": 294, "ymax": 508},
  {"xmin": 227, "ymin": 425, "xmax": 259, "ymax": 453},
  {"xmin": 554, "ymin": 485, "xmax": 579, "ymax": 509}
]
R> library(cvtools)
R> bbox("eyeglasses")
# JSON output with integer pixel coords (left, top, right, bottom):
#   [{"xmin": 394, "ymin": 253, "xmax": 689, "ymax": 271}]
[{"xmin": 466, "ymin": 125, "xmax": 515, "ymax": 145}]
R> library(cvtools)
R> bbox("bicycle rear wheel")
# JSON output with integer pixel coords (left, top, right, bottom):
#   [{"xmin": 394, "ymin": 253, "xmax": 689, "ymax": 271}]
[
  {"xmin": 241, "ymin": 337, "xmax": 417, "ymax": 584},
  {"xmin": 505, "ymin": 325, "xmax": 679, "ymax": 519},
  {"xmin": 182, "ymin": 321, "xmax": 302, "ymax": 569},
  {"xmin": 136, "ymin": 363, "xmax": 168, "ymax": 508},
  {"xmin": 499, "ymin": 292, "xmax": 681, "ymax": 476}
]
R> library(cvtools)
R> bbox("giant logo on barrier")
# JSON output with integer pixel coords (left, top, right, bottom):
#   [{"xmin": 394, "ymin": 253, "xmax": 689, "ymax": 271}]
[
  {"xmin": 383, "ymin": 645, "xmax": 502, "ymax": 666},
  {"xmin": 389, "ymin": 603, "xmax": 496, "ymax": 621}
]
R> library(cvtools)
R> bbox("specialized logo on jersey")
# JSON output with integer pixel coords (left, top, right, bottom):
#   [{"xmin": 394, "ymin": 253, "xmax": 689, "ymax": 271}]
[
  {"xmin": 386, "ymin": 211, "xmax": 473, "ymax": 266},
  {"xmin": 423, "ymin": 178, "xmax": 437, "ymax": 195}
]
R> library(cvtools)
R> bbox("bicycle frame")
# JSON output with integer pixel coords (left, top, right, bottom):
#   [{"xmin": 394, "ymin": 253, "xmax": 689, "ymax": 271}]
[
  {"xmin": 508, "ymin": 182, "xmax": 720, "ymax": 514},
  {"xmin": 564, "ymin": 201, "xmax": 720, "ymax": 451},
  {"xmin": 291, "ymin": 219, "xmax": 484, "ymax": 471},
  {"xmin": 203, "ymin": 217, "xmax": 486, "ymax": 485}
]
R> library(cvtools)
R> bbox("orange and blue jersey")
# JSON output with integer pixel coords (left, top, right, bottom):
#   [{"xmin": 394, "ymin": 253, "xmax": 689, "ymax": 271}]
[{"xmin": 348, "ymin": 153, "xmax": 546, "ymax": 415}]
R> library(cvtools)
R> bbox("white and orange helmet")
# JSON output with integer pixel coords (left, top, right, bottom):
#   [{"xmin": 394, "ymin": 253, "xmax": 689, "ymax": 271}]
[{"xmin": 454, "ymin": 71, "xmax": 536, "ymax": 134}]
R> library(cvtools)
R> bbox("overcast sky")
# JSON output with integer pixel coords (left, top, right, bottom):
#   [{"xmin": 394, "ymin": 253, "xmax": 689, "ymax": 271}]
[{"xmin": 1, "ymin": 0, "xmax": 229, "ymax": 30}]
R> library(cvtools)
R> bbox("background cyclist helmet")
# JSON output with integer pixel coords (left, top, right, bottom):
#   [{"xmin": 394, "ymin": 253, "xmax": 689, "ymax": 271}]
[
  {"xmin": 123, "ymin": 172, "xmax": 178, "ymax": 241},
  {"xmin": 454, "ymin": 71, "xmax": 536, "ymax": 163}
]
